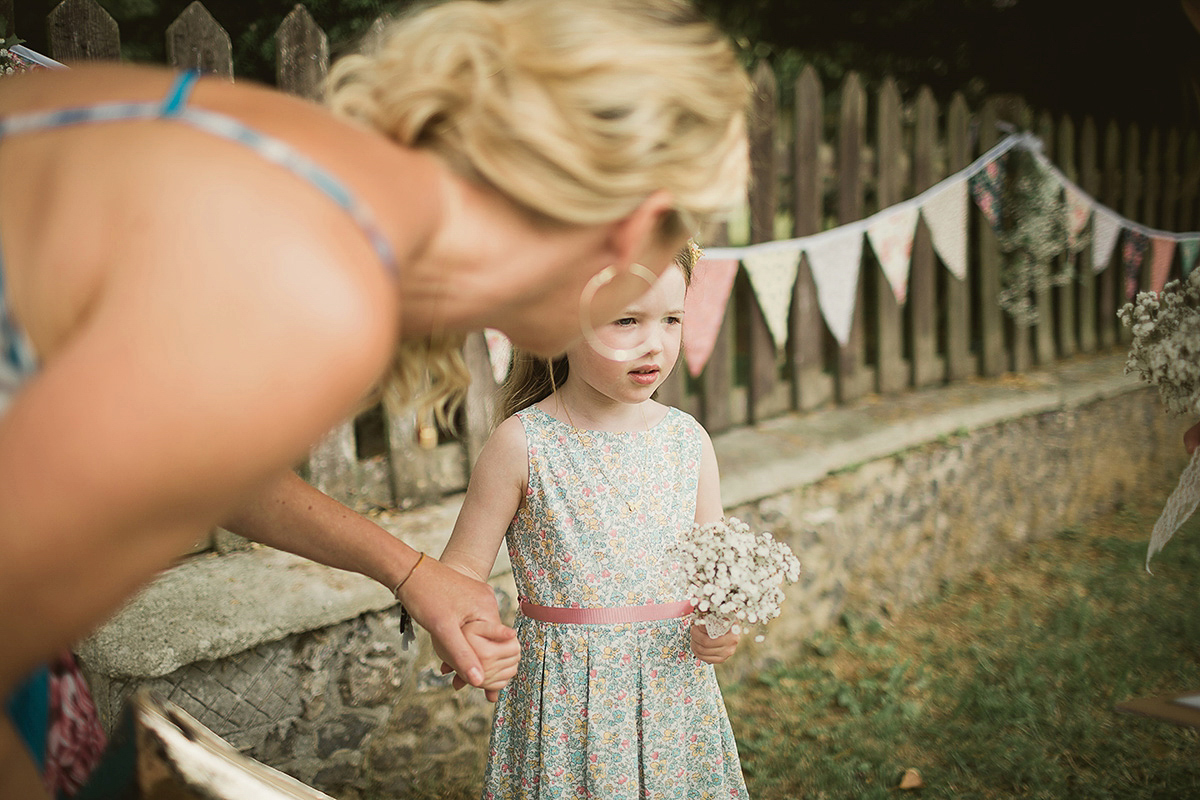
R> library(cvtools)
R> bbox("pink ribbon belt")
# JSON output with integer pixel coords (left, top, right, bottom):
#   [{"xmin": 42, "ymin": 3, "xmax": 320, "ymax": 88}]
[{"xmin": 519, "ymin": 598, "xmax": 694, "ymax": 625}]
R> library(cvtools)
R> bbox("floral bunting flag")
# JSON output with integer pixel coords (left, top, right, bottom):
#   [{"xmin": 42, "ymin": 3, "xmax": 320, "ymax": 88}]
[
  {"xmin": 804, "ymin": 229, "xmax": 865, "ymax": 346},
  {"xmin": 1122, "ymin": 230, "xmax": 1151, "ymax": 300},
  {"xmin": 865, "ymin": 205, "xmax": 920, "ymax": 304},
  {"xmin": 1150, "ymin": 237, "xmax": 1177, "ymax": 293},
  {"xmin": 1065, "ymin": 184, "xmax": 1093, "ymax": 252},
  {"xmin": 483, "ymin": 328, "xmax": 513, "ymax": 383},
  {"xmin": 1091, "ymin": 206, "xmax": 1122, "ymax": 274},
  {"xmin": 921, "ymin": 176, "xmax": 969, "ymax": 280},
  {"xmin": 1180, "ymin": 238, "xmax": 1200, "ymax": 278},
  {"xmin": 968, "ymin": 155, "xmax": 1005, "ymax": 231},
  {"xmin": 741, "ymin": 246, "xmax": 802, "ymax": 349},
  {"xmin": 682, "ymin": 258, "xmax": 739, "ymax": 378}
]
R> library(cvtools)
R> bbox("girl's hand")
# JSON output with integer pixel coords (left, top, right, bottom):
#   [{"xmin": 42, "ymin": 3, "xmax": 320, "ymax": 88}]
[
  {"xmin": 396, "ymin": 557, "xmax": 519, "ymax": 692},
  {"xmin": 690, "ymin": 620, "xmax": 739, "ymax": 664},
  {"xmin": 440, "ymin": 618, "xmax": 522, "ymax": 702},
  {"xmin": 1185, "ymin": 420, "xmax": 1200, "ymax": 455}
]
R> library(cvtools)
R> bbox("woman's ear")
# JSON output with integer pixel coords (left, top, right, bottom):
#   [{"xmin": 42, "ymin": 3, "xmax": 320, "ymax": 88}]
[{"xmin": 604, "ymin": 190, "xmax": 682, "ymax": 276}]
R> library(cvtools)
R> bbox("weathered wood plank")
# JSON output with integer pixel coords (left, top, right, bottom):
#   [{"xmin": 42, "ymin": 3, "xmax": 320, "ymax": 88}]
[
  {"xmin": 942, "ymin": 92, "xmax": 971, "ymax": 381},
  {"xmin": 699, "ymin": 224, "xmax": 735, "ymax": 433},
  {"xmin": 166, "ymin": 1, "xmax": 233, "ymax": 78},
  {"xmin": 1055, "ymin": 113, "xmax": 1078, "ymax": 358},
  {"xmin": 790, "ymin": 65, "xmax": 833, "ymax": 411},
  {"xmin": 976, "ymin": 99, "xmax": 1006, "ymax": 376},
  {"xmin": 1033, "ymin": 110, "xmax": 1056, "ymax": 365},
  {"xmin": 1097, "ymin": 120, "xmax": 1123, "ymax": 348},
  {"xmin": 872, "ymin": 77, "xmax": 908, "ymax": 395},
  {"xmin": 1077, "ymin": 116, "xmax": 1100, "ymax": 353},
  {"xmin": 745, "ymin": 60, "xmax": 787, "ymax": 422},
  {"xmin": 48, "ymin": 0, "xmax": 120, "ymax": 63},
  {"xmin": 276, "ymin": 4, "xmax": 329, "ymax": 101},
  {"xmin": 835, "ymin": 72, "xmax": 870, "ymax": 401},
  {"xmin": 461, "ymin": 331, "xmax": 499, "ymax": 469}
]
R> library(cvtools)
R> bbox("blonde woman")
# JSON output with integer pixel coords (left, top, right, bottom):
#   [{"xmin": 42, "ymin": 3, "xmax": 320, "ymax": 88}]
[{"xmin": 0, "ymin": 0, "xmax": 749, "ymax": 795}]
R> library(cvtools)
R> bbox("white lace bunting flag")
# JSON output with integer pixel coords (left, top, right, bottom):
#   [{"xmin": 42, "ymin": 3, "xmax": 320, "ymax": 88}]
[
  {"xmin": 1091, "ymin": 206, "xmax": 1123, "ymax": 274},
  {"xmin": 741, "ymin": 246, "xmax": 802, "ymax": 350},
  {"xmin": 920, "ymin": 176, "xmax": 968, "ymax": 280},
  {"xmin": 805, "ymin": 228, "xmax": 865, "ymax": 346},
  {"xmin": 866, "ymin": 205, "xmax": 919, "ymax": 304}
]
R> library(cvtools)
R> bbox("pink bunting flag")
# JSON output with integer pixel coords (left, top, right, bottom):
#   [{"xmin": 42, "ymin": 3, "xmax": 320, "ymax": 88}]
[
  {"xmin": 1150, "ymin": 237, "xmax": 1177, "ymax": 293},
  {"xmin": 682, "ymin": 258, "xmax": 739, "ymax": 378},
  {"xmin": 483, "ymin": 328, "xmax": 513, "ymax": 383},
  {"xmin": 866, "ymin": 205, "xmax": 920, "ymax": 304},
  {"xmin": 1065, "ymin": 184, "xmax": 1092, "ymax": 253}
]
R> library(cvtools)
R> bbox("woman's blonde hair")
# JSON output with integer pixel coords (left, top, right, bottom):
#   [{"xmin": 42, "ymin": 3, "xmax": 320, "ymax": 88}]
[
  {"xmin": 499, "ymin": 241, "xmax": 700, "ymax": 422},
  {"xmin": 328, "ymin": 0, "xmax": 748, "ymax": 428}
]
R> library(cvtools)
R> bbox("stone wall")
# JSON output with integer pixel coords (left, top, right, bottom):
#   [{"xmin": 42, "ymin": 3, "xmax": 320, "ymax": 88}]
[{"xmin": 78, "ymin": 357, "xmax": 1190, "ymax": 798}]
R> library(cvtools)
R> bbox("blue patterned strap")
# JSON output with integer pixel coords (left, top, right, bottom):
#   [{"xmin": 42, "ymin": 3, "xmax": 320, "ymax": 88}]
[{"xmin": 0, "ymin": 72, "xmax": 400, "ymax": 278}]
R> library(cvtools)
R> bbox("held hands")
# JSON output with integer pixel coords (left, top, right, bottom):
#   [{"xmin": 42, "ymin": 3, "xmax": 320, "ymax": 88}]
[
  {"xmin": 394, "ymin": 555, "xmax": 520, "ymax": 701},
  {"xmin": 689, "ymin": 620, "xmax": 740, "ymax": 664}
]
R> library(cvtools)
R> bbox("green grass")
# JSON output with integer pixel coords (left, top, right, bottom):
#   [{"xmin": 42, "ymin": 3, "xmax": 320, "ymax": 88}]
[{"xmin": 724, "ymin": 490, "xmax": 1200, "ymax": 799}]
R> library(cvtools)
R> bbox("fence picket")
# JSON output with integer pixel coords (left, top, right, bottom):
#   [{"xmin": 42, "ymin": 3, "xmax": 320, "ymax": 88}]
[
  {"xmin": 166, "ymin": 1, "xmax": 233, "ymax": 78},
  {"xmin": 1034, "ymin": 110, "xmax": 1057, "ymax": 365},
  {"xmin": 699, "ymin": 223, "xmax": 736, "ymax": 433},
  {"xmin": 1076, "ymin": 116, "xmax": 1099, "ymax": 353},
  {"xmin": 48, "ymin": 0, "xmax": 120, "ymax": 63},
  {"xmin": 276, "ymin": 5, "xmax": 329, "ymax": 101},
  {"xmin": 872, "ymin": 78, "xmax": 908, "ymax": 394},
  {"xmin": 1097, "ymin": 121, "xmax": 1122, "ymax": 347},
  {"xmin": 1055, "ymin": 114, "xmax": 1078, "ymax": 357},
  {"xmin": 943, "ymin": 92, "xmax": 972, "ymax": 380},
  {"xmin": 790, "ymin": 66, "xmax": 833, "ymax": 410},
  {"xmin": 976, "ymin": 99, "xmax": 1006, "ymax": 376},
  {"xmin": 835, "ymin": 72, "xmax": 870, "ymax": 401},
  {"xmin": 909, "ymin": 86, "xmax": 941, "ymax": 387}
]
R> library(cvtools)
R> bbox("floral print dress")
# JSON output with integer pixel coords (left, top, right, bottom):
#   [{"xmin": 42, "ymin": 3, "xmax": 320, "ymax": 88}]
[{"xmin": 483, "ymin": 406, "xmax": 748, "ymax": 800}]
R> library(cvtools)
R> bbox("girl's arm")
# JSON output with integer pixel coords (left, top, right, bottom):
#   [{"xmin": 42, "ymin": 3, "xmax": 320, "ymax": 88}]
[
  {"xmin": 438, "ymin": 415, "xmax": 530, "ymax": 697},
  {"xmin": 690, "ymin": 426, "xmax": 740, "ymax": 664},
  {"xmin": 223, "ymin": 471, "xmax": 515, "ymax": 692}
]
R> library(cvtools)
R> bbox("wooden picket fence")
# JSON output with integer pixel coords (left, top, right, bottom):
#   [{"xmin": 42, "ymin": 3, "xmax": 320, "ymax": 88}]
[{"xmin": 17, "ymin": 0, "xmax": 1200, "ymax": 518}]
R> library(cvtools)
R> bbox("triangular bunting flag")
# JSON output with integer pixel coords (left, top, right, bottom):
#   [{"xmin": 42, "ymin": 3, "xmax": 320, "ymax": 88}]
[
  {"xmin": 1181, "ymin": 238, "xmax": 1200, "ymax": 278},
  {"xmin": 968, "ymin": 155, "xmax": 1006, "ymax": 232},
  {"xmin": 921, "ymin": 176, "xmax": 969, "ymax": 280},
  {"xmin": 805, "ymin": 229, "xmax": 865, "ymax": 346},
  {"xmin": 683, "ymin": 258, "xmax": 739, "ymax": 378},
  {"xmin": 1150, "ymin": 237, "xmax": 1176, "ymax": 293},
  {"xmin": 1091, "ymin": 207, "xmax": 1122, "ymax": 273},
  {"xmin": 1065, "ymin": 184, "xmax": 1092, "ymax": 253},
  {"xmin": 866, "ymin": 205, "xmax": 920, "ymax": 304},
  {"xmin": 1122, "ymin": 229, "xmax": 1151, "ymax": 300},
  {"xmin": 741, "ymin": 247, "xmax": 802, "ymax": 349},
  {"xmin": 483, "ymin": 328, "xmax": 513, "ymax": 383}
]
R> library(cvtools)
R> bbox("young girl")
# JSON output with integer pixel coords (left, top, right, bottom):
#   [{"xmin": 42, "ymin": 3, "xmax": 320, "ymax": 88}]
[{"xmin": 441, "ymin": 243, "xmax": 749, "ymax": 799}]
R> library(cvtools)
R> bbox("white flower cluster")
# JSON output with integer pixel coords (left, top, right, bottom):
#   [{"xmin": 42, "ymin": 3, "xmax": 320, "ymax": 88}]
[
  {"xmin": 1118, "ymin": 270, "xmax": 1200, "ymax": 415},
  {"xmin": 670, "ymin": 516, "xmax": 801, "ymax": 641}
]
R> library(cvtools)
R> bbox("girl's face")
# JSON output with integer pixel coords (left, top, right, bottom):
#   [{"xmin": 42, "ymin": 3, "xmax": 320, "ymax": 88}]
[{"xmin": 565, "ymin": 264, "xmax": 687, "ymax": 406}]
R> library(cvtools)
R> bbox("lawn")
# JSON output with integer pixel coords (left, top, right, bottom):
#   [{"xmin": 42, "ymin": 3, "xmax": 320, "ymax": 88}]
[{"xmin": 724, "ymin": 481, "xmax": 1200, "ymax": 799}]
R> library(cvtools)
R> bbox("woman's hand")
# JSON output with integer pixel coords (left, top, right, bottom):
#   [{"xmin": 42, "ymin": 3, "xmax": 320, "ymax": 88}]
[
  {"xmin": 1185, "ymin": 420, "xmax": 1200, "ymax": 455},
  {"xmin": 439, "ymin": 618, "xmax": 521, "ymax": 702},
  {"xmin": 690, "ymin": 620, "xmax": 740, "ymax": 664},
  {"xmin": 396, "ymin": 556, "xmax": 519, "ymax": 694}
]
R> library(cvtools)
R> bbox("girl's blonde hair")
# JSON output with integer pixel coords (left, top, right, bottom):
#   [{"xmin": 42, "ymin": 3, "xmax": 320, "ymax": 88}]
[
  {"xmin": 327, "ymin": 0, "xmax": 748, "ymax": 424},
  {"xmin": 500, "ymin": 241, "xmax": 700, "ymax": 422}
]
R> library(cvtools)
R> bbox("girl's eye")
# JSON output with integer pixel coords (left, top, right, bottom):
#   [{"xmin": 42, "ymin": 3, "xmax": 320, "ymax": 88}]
[
  {"xmin": 613, "ymin": 317, "xmax": 637, "ymax": 327},
  {"xmin": 665, "ymin": 316, "xmax": 683, "ymax": 325}
]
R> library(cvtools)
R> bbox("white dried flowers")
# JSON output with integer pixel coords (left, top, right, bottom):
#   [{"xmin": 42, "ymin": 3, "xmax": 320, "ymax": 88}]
[
  {"xmin": 670, "ymin": 516, "xmax": 801, "ymax": 640},
  {"xmin": 1118, "ymin": 270, "xmax": 1200, "ymax": 569},
  {"xmin": 1118, "ymin": 270, "xmax": 1200, "ymax": 416}
]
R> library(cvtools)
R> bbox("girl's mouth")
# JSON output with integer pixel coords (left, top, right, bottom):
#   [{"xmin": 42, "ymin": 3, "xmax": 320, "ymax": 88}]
[{"xmin": 629, "ymin": 366, "xmax": 660, "ymax": 385}]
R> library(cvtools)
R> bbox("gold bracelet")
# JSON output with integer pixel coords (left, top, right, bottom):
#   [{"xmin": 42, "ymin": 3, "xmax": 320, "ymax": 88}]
[{"xmin": 392, "ymin": 552, "xmax": 427, "ymax": 600}]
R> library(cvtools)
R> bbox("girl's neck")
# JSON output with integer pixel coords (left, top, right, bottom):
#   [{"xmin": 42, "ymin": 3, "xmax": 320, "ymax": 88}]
[{"xmin": 545, "ymin": 379, "xmax": 662, "ymax": 433}]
